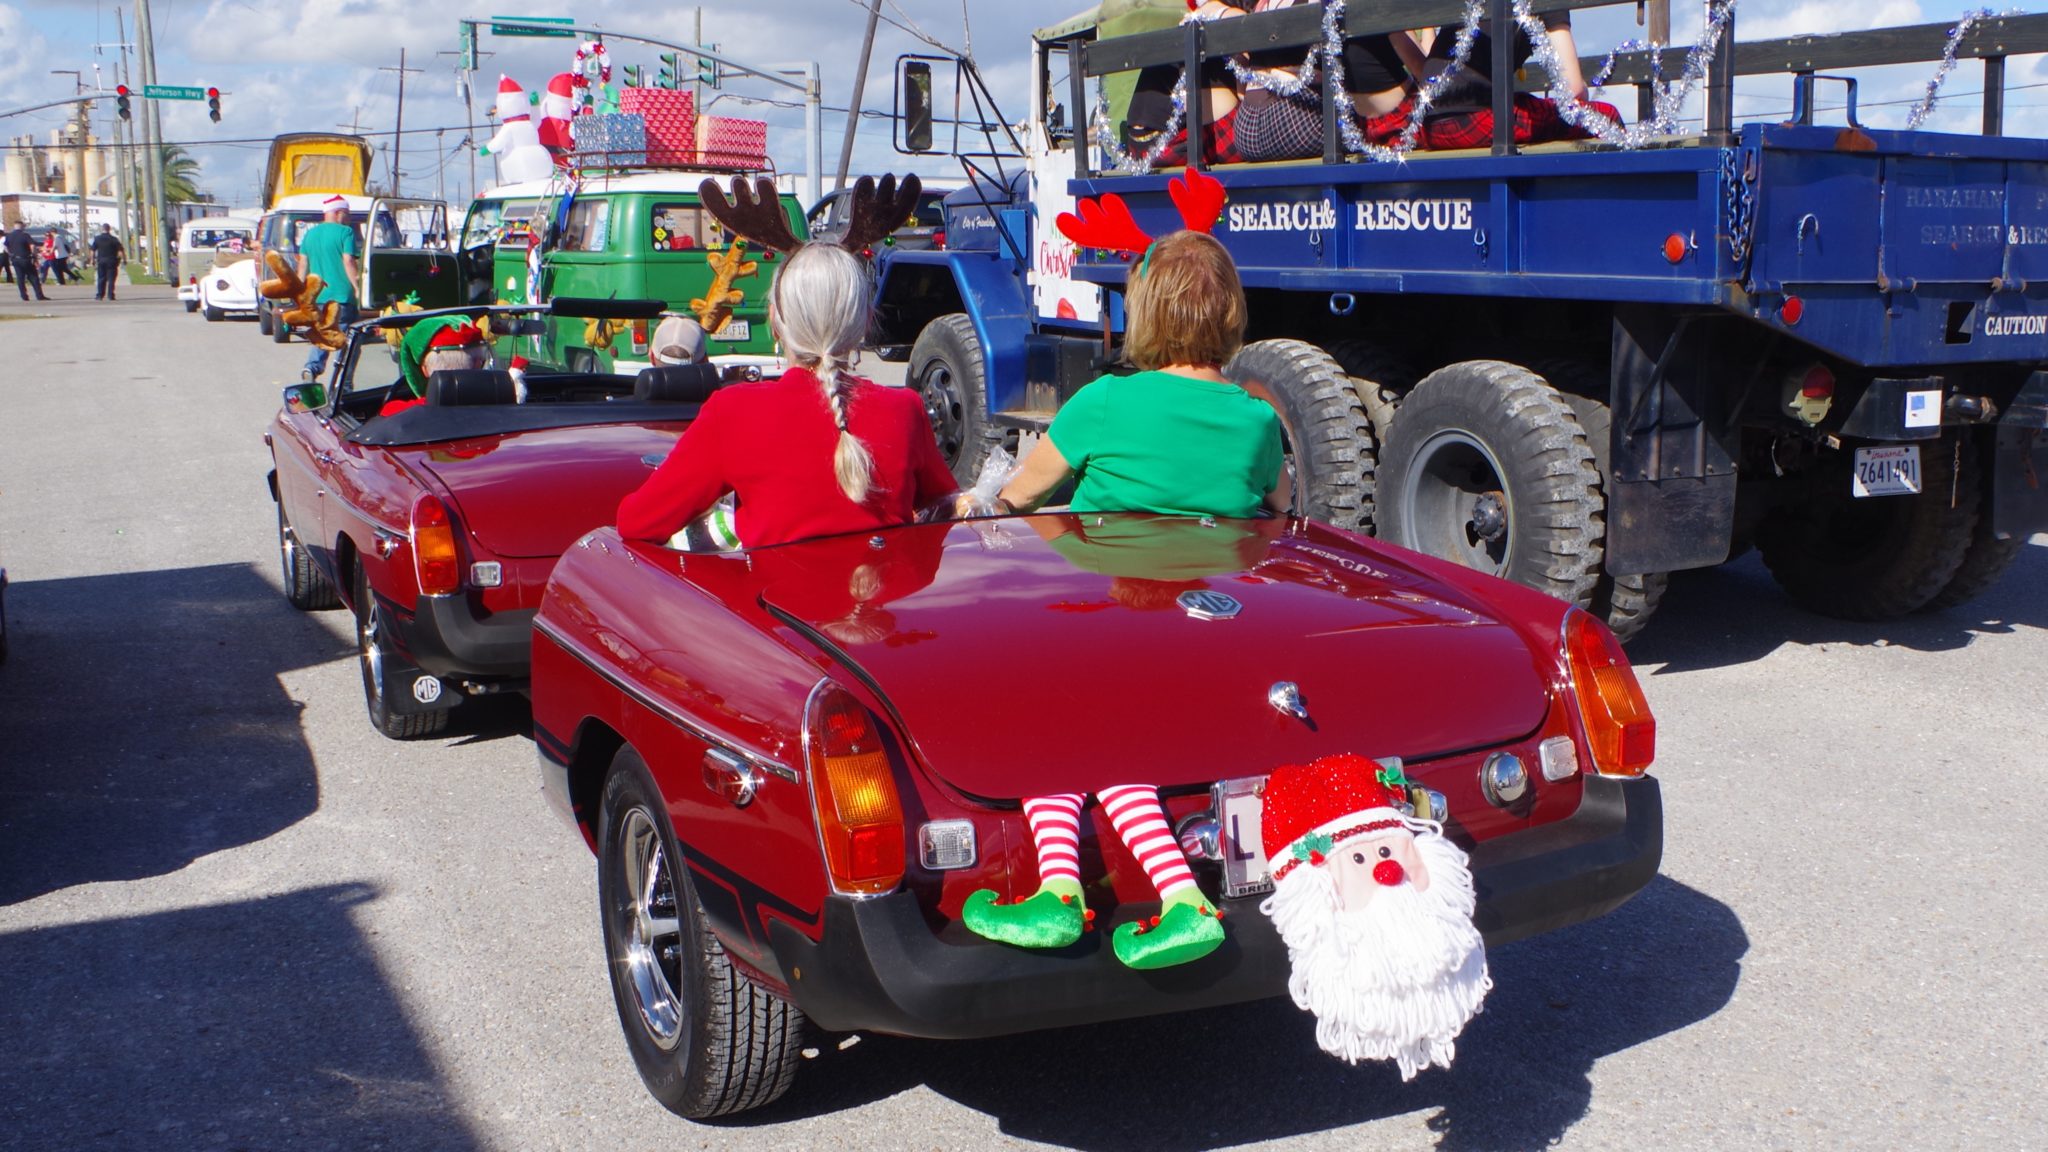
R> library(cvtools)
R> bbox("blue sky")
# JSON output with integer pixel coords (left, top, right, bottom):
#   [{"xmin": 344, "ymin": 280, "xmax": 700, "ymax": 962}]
[{"xmin": 4, "ymin": 0, "xmax": 2043, "ymax": 211}]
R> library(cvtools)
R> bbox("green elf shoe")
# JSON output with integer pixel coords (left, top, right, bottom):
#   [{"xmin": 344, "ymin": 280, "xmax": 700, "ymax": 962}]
[
  {"xmin": 962, "ymin": 884, "xmax": 1086, "ymax": 949},
  {"xmin": 1111, "ymin": 899, "xmax": 1225, "ymax": 970}
]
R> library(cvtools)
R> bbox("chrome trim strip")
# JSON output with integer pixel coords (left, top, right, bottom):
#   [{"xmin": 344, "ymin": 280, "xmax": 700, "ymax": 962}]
[{"xmin": 533, "ymin": 618, "xmax": 799, "ymax": 783}]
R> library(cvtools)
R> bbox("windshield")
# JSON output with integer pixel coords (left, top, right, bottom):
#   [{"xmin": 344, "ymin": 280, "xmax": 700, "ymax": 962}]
[
  {"xmin": 188, "ymin": 226, "xmax": 253, "ymax": 248},
  {"xmin": 461, "ymin": 198, "xmax": 540, "ymax": 249},
  {"xmin": 912, "ymin": 193, "xmax": 947, "ymax": 227}
]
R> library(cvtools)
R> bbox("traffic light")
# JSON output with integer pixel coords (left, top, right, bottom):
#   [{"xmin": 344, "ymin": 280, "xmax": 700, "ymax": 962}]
[
  {"xmin": 206, "ymin": 87, "xmax": 221, "ymax": 122},
  {"xmin": 623, "ymin": 64, "xmax": 644, "ymax": 88},
  {"xmin": 699, "ymin": 46, "xmax": 719, "ymax": 89},
  {"xmin": 458, "ymin": 21, "xmax": 477, "ymax": 73},
  {"xmin": 657, "ymin": 52, "xmax": 680, "ymax": 90},
  {"xmin": 116, "ymin": 85, "xmax": 132, "ymax": 121}
]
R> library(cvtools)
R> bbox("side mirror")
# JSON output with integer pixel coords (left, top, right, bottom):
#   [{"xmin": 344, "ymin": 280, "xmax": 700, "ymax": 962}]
[
  {"xmin": 898, "ymin": 59, "xmax": 935, "ymax": 154},
  {"xmin": 283, "ymin": 381, "xmax": 326, "ymax": 413}
]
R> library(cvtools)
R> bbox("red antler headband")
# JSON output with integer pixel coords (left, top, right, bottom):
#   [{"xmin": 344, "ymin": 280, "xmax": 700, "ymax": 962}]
[{"xmin": 1054, "ymin": 169, "xmax": 1225, "ymax": 263}]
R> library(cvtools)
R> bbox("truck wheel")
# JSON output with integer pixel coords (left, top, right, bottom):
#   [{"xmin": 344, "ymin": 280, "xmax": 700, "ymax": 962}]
[
  {"xmin": 278, "ymin": 505, "xmax": 341, "ymax": 611},
  {"xmin": 1925, "ymin": 508, "xmax": 2022, "ymax": 611},
  {"xmin": 909, "ymin": 314, "xmax": 997, "ymax": 484},
  {"xmin": 203, "ymin": 304, "xmax": 224, "ymax": 322},
  {"xmin": 258, "ymin": 302, "xmax": 273, "ymax": 334},
  {"xmin": 355, "ymin": 572, "xmax": 449, "ymax": 740},
  {"xmin": 1380, "ymin": 360, "xmax": 1604, "ymax": 605},
  {"xmin": 1757, "ymin": 434, "xmax": 1979, "ymax": 620},
  {"xmin": 1558, "ymin": 384, "xmax": 1667, "ymax": 644},
  {"xmin": 1326, "ymin": 338, "xmax": 1414, "ymax": 452},
  {"xmin": 1227, "ymin": 339, "xmax": 1378, "ymax": 532},
  {"xmin": 599, "ymin": 746, "xmax": 803, "ymax": 1118}
]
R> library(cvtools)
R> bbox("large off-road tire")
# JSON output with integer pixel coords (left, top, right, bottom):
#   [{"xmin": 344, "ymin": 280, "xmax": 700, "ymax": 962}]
[
  {"xmin": 1923, "ymin": 436, "xmax": 2023, "ymax": 612},
  {"xmin": 1226, "ymin": 339, "xmax": 1378, "ymax": 533},
  {"xmin": 1556, "ymin": 379, "xmax": 1668, "ymax": 644},
  {"xmin": 908, "ymin": 314, "xmax": 998, "ymax": 484},
  {"xmin": 355, "ymin": 572, "xmax": 449, "ymax": 740},
  {"xmin": 278, "ymin": 504, "xmax": 341, "ymax": 611},
  {"xmin": 599, "ymin": 747, "xmax": 803, "ymax": 1119},
  {"xmin": 1757, "ymin": 433, "xmax": 1979, "ymax": 620},
  {"xmin": 258, "ymin": 301, "xmax": 273, "ymax": 334},
  {"xmin": 1379, "ymin": 360, "xmax": 1604, "ymax": 605},
  {"xmin": 1326, "ymin": 338, "xmax": 1415, "ymax": 453}
]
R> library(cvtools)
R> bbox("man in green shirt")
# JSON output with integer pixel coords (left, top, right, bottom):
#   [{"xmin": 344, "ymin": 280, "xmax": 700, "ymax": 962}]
[{"xmin": 297, "ymin": 196, "xmax": 360, "ymax": 381}]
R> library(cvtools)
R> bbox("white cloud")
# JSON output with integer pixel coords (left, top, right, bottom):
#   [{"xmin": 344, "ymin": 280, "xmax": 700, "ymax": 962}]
[{"xmin": 1738, "ymin": 0, "xmax": 1924, "ymax": 42}]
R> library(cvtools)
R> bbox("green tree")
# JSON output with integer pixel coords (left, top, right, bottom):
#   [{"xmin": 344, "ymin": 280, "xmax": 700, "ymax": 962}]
[{"xmin": 158, "ymin": 145, "xmax": 203, "ymax": 204}]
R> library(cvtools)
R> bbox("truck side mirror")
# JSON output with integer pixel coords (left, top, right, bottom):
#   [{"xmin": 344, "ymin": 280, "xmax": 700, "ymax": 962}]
[{"xmin": 900, "ymin": 60, "xmax": 935, "ymax": 154}]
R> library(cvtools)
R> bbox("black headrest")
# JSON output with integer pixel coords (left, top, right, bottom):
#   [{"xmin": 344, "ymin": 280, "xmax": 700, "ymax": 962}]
[
  {"xmin": 634, "ymin": 363, "xmax": 723, "ymax": 403},
  {"xmin": 424, "ymin": 369, "xmax": 517, "ymax": 407}
]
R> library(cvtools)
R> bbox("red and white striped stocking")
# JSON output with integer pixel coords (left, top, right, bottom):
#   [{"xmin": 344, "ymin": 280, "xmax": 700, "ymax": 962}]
[
  {"xmin": 1099, "ymin": 784, "xmax": 1198, "ymax": 901},
  {"xmin": 1023, "ymin": 793, "xmax": 1085, "ymax": 889}
]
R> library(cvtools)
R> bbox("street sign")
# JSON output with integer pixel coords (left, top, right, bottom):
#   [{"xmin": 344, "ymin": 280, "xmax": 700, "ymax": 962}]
[
  {"xmin": 489, "ymin": 16, "xmax": 574, "ymax": 37},
  {"xmin": 143, "ymin": 85, "xmax": 205, "ymax": 100}
]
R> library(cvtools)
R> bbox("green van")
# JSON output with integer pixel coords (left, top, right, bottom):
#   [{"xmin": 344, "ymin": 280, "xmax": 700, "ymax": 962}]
[{"xmin": 459, "ymin": 172, "xmax": 807, "ymax": 372}]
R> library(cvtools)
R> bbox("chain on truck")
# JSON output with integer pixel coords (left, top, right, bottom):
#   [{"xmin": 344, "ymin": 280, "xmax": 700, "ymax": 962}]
[{"xmin": 870, "ymin": 0, "xmax": 2048, "ymax": 641}]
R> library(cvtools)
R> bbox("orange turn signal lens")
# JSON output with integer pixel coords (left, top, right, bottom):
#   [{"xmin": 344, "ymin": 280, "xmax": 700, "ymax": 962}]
[
  {"xmin": 804, "ymin": 684, "xmax": 906, "ymax": 895},
  {"xmin": 1563, "ymin": 609, "xmax": 1656, "ymax": 776},
  {"xmin": 411, "ymin": 494, "xmax": 461, "ymax": 596}
]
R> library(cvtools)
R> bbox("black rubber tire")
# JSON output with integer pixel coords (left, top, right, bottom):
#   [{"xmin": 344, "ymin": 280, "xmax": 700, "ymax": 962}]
[
  {"xmin": 203, "ymin": 304, "xmax": 224, "ymax": 322},
  {"xmin": 272, "ymin": 307, "xmax": 292, "ymax": 344},
  {"xmin": 1380, "ymin": 360, "xmax": 1604, "ymax": 606},
  {"xmin": 278, "ymin": 504, "xmax": 341, "ymax": 611},
  {"xmin": 184, "ymin": 299, "xmax": 199, "ymax": 314},
  {"xmin": 1924, "ymin": 436, "xmax": 2021, "ymax": 611},
  {"xmin": 1226, "ymin": 339, "xmax": 1378, "ymax": 532},
  {"xmin": 258, "ymin": 301, "xmax": 273, "ymax": 334},
  {"xmin": 1553, "ymin": 377, "xmax": 1668, "ymax": 644},
  {"xmin": 599, "ymin": 747, "xmax": 803, "ymax": 1119},
  {"xmin": 908, "ymin": 314, "xmax": 999, "ymax": 484},
  {"xmin": 355, "ymin": 571, "xmax": 449, "ymax": 740},
  {"xmin": 1757, "ymin": 433, "xmax": 1980, "ymax": 620},
  {"xmin": 1326, "ymin": 338, "xmax": 1415, "ymax": 454}
]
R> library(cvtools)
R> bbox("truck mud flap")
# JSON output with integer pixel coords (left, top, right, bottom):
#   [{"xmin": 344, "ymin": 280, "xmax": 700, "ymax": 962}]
[
  {"xmin": 1605, "ymin": 308, "xmax": 1740, "ymax": 575},
  {"xmin": 1993, "ymin": 370, "xmax": 2048, "ymax": 538}
]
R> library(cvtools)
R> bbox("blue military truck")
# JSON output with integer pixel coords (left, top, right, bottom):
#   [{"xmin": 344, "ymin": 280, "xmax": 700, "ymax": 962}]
[{"xmin": 873, "ymin": 0, "xmax": 2048, "ymax": 639}]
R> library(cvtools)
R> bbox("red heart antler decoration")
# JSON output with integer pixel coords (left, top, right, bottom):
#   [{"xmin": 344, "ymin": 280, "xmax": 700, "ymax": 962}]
[
  {"xmin": 1168, "ymin": 169, "xmax": 1225, "ymax": 235},
  {"xmin": 1055, "ymin": 193, "xmax": 1153, "ymax": 256}
]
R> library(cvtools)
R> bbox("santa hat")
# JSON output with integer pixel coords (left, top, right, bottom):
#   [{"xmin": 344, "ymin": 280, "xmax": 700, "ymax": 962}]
[
  {"xmin": 321, "ymin": 194, "xmax": 348, "ymax": 210},
  {"xmin": 498, "ymin": 75, "xmax": 532, "ymax": 121},
  {"xmin": 1261, "ymin": 754, "xmax": 1418, "ymax": 883}
]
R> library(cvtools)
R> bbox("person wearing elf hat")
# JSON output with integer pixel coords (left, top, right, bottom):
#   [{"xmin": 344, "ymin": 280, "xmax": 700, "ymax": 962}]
[
  {"xmin": 1260, "ymin": 753, "xmax": 1491, "ymax": 1079},
  {"xmin": 297, "ymin": 196, "xmax": 360, "ymax": 382},
  {"xmin": 379, "ymin": 316, "xmax": 491, "ymax": 418}
]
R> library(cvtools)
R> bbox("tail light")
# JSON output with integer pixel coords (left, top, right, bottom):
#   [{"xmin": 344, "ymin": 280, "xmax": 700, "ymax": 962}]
[
  {"xmin": 803, "ymin": 683, "xmax": 906, "ymax": 895},
  {"xmin": 932, "ymin": 229, "xmax": 946, "ymax": 249},
  {"xmin": 411, "ymin": 494, "xmax": 461, "ymax": 595},
  {"xmin": 1563, "ymin": 609, "xmax": 1655, "ymax": 776},
  {"xmin": 630, "ymin": 319, "xmax": 649, "ymax": 355}
]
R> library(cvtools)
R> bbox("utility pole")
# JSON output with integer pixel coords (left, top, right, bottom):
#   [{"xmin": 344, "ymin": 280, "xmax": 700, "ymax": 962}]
[
  {"xmin": 436, "ymin": 127, "xmax": 447, "ymax": 202},
  {"xmin": 134, "ymin": 0, "xmax": 165, "ymax": 272},
  {"xmin": 694, "ymin": 8, "xmax": 704, "ymax": 115},
  {"xmin": 379, "ymin": 49, "xmax": 423, "ymax": 196},
  {"xmin": 112, "ymin": 8, "xmax": 135, "ymax": 253},
  {"xmin": 835, "ymin": 0, "xmax": 883, "ymax": 193}
]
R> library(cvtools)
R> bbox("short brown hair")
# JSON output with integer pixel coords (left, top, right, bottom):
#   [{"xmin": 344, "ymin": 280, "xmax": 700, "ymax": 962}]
[{"xmin": 1121, "ymin": 231, "xmax": 1246, "ymax": 371}]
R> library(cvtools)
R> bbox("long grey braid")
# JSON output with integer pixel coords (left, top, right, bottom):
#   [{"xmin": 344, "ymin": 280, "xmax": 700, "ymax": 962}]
[{"xmin": 771, "ymin": 244, "xmax": 875, "ymax": 503}]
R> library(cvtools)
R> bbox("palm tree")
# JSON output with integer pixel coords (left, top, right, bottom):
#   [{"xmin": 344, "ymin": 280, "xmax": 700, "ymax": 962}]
[{"xmin": 159, "ymin": 145, "xmax": 203, "ymax": 204}]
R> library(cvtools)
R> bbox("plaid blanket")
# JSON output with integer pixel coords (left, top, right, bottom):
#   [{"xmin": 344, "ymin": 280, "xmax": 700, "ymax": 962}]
[{"xmin": 1422, "ymin": 94, "xmax": 1623, "ymax": 151}]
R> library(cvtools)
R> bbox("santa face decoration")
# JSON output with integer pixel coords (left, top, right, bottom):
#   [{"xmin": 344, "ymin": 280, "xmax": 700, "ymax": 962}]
[{"xmin": 1260, "ymin": 754, "xmax": 1492, "ymax": 1080}]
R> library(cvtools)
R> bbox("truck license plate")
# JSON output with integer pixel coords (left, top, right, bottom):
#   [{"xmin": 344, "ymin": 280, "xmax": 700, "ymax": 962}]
[
  {"xmin": 711, "ymin": 319, "xmax": 750, "ymax": 342},
  {"xmin": 1214, "ymin": 777, "xmax": 1273, "ymax": 898},
  {"xmin": 1852, "ymin": 445, "xmax": 1921, "ymax": 498}
]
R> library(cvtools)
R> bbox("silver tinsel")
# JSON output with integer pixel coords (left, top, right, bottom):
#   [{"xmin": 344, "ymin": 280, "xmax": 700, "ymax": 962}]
[
  {"xmin": 1905, "ymin": 8, "xmax": 1995, "ymax": 129},
  {"xmin": 1515, "ymin": 0, "xmax": 1739, "ymax": 149}
]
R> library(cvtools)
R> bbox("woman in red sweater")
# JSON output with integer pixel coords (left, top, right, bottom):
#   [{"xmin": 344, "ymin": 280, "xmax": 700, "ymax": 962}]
[{"xmin": 617, "ymin": 243, "xmax": 958, "ymax": 548}]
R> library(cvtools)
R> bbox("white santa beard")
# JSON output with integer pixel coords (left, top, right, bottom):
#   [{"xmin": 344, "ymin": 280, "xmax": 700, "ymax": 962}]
[{"xmin": 1262, "ymin": 831, "xmax": 1491, "ymax": 1080}]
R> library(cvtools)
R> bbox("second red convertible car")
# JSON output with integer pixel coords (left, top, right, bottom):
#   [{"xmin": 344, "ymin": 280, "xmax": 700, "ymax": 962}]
[
  {"xmin": 532, "ymin": 512, "xmax": 1664, "ymax": 1118},
  {"xmin": 266, "ymin": 300, "xmax": 718, "ymax": 737}
]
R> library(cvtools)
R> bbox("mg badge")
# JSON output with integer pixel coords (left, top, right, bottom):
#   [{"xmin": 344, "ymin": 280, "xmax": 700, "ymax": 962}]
[
  {"xmin": 412, "ymin": 676, "xmax": 444, "ymax": 705},
  {"xmin": 1177, "ymin": 589, "xmax": 1242, "ymax": 621}
]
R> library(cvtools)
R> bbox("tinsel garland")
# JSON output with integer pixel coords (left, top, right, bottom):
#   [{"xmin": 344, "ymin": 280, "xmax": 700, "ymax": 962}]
[
  {"xmin": 1514, "ymin": 0, "xmax": 1739, "ymax": 148},
  {"xmin": 1905, "ymin": 8, "xmax": 1995, "ymax": 129}
]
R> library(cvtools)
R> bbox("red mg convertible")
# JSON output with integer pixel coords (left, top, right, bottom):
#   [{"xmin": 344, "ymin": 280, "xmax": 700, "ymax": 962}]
[{"xmin": 532, "ymin": 512, "xmax": 1664, "ymax": 1117}]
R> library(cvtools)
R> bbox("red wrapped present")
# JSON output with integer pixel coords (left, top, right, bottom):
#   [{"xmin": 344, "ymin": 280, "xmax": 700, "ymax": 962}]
[
  {"xmin": 695, "ymin": 114, "xmax": 768, "ymax": 168},
  {"xmin": 620, "ymin": 87, "xmax": 696, "ymax": 165}
]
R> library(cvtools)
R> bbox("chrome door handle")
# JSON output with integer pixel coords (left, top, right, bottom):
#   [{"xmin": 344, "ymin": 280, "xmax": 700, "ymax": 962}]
[
  {"xmin": 702, "ymin": 748, "xmax": 762, "ymax": 808},
  {"xmin": 314, "ymin": 452, "xmax": 338, "ymax": 465}
]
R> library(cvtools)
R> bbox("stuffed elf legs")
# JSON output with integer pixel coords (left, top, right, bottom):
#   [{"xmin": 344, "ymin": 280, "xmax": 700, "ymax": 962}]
[{"xmin": 963, "ymin": 785, "xmax": 1225, "ymax": 969}]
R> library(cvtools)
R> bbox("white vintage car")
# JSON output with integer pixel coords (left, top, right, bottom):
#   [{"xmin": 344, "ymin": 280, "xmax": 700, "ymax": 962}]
[
  {"xmin": 196, "ymin": 249, "xmax": 263, "ymax": 322},
  {"xmin": 178, "ymin": 216, "xmax": 259, "ymax": 317}
]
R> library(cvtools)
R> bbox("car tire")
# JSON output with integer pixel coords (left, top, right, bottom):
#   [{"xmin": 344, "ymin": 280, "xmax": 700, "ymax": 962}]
[
  {"xmin": 908, "ymin": 314, "xmax": 999, "ymax": 484},
  {"xmin": 278, "ymin": 505, "xmax": 341, "ymax": 611},
  {"xmin": 1227, "ymin": 339, "xmax": 1378, "ymax": 533},
  {"xmin": 273, "ymin": 307, "xmax": 293, "ymax": 344},
  {"xmin": 1543, "ymin": 363, "xmax": 1668, "ymax": 644},
  {"xmin": 258, "ymin": 302, "xmax": 274, "ymax": 335},
  {"xmin": 203, "ymin": 304, "xmax": 224, "ymax": 322},
  {"xmin": 355, "ymin": 572, "xmax": 449, "ymax": 740},
  {"xmin": 1325, "ymin": 338, "xmax": 1414, "ymax": 454},
  {"xmin": 184, "ymin": 298, "xmax": 199, "ymax": 314},
  {"xmin": 1758, "ymin": 433, "xmax": 1979, "ymax": 620},
  {"xmin": 1380, "ymin": 360, "xmax": 1604, "ymax": 606},
  {"xmin": 599, "ymin": 747, "xmax": 803, "ymax": 1119}
]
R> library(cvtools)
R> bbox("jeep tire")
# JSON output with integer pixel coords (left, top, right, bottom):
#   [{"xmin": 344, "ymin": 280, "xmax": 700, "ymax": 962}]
[
  {"xmin": 908, "ymin": 314, "xmax": 998, "ymax": 484},
  {"xmin": 1227, "ymin": 339, "xmax": 1378, "ymax": 533}
]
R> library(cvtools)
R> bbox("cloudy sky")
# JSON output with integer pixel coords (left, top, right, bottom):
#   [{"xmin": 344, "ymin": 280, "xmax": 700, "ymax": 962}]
[{"xmin": 3, "ymin": 0, "xmax": 2043, "ymax": 211}]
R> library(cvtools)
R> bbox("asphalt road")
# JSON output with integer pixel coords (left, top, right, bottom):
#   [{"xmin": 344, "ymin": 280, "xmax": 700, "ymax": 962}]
[{"xmin": 2, "ymin": 286, "xmax": 2044, "ymax": 1152}]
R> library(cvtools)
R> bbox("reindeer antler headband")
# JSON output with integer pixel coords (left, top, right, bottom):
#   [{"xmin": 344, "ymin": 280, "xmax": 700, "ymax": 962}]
[
  {"xmin": 697, "ymin": 173, "xmax": 924, "ymax": 256},
  {"xmin": 1054, "ymin": 168, "xmax": 1226, "ymax": 274}
]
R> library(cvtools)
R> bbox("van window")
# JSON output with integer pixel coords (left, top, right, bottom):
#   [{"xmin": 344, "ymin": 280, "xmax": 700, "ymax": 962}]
[
  {"xmin": 462, "ymin": 199, "xmax": 539, "ymax": 250},
  {"xmin": 648, "ymin": 202, "xmax": 715, "ymax": 252},
  {"xmin": 561, "ymin": 198, "xmax": 611, "ymax": 252}
]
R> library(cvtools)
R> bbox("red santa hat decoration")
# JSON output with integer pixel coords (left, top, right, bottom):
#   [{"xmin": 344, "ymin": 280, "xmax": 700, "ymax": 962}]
[{"xmin": 1259, "ymin": 753, "xmax": 1492, "ymax": 1080}]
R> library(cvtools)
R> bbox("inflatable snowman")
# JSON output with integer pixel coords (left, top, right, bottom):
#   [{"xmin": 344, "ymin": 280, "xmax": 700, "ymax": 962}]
[{"xmin": 480, "ymin": 76, "xmax": 555, "ymax": 185}]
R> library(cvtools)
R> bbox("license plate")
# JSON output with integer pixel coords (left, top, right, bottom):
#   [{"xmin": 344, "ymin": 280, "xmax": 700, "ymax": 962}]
[
  {"xmin": 1852, "ymin": 445, "xmax": 1922, "ymax": 497},
  {"xmin": 710, "ymin": 319, "xmax": 750, "ymax": 342},
  {"xmin": 1214, "ymin": 777, "xmax": 1273, "ymax": 898}
]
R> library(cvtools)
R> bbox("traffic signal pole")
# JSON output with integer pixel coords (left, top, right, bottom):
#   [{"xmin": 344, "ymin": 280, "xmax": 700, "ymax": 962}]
[{"xmin": 135, "ymin": 0, "xmax": 166, "ymax": 273}]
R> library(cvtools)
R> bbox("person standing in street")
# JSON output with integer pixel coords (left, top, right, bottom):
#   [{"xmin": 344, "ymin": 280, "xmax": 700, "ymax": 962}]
[
  {"xmin": 91, "ymin": 224, "xmax": 125, "ymax": 301},
  {"xmin": 48, "ymin": 229, "xmax": 77, "ymax": 286},
  {"xmin": 297, "ymin": 196, "xmax": 361, "ymax": 380},
  {"xmin": 5, "ymin": 222, "xmax": 48, "ymax": 301}
]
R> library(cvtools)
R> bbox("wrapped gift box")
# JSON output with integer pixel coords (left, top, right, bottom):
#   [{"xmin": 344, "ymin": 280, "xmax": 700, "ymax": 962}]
[
  {"xmin": 696, "ymin": 114, "xmax": 769, "ymax": 168},
  {"xmin": 620, "ymin": 87, "xmax": 696, "ymax": 165},
  {"xmin": 571, "ymin": 112, "xmax": 648, "ymax": 166}
]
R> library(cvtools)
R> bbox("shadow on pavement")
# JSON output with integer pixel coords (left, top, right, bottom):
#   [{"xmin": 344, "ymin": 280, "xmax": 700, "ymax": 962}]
[
  {"xmin": 0, "ymin": 883, "xmax": 486, "ymax": 1150},
  {"xmin": 1626, "ymin": 542, "xmax": 2048, "ymax": 674},
  {"xmin": 736, "ymin": 876, "xmax": 1744, "ymax": 1150},
  {"xmin": 0, "ymin": 562, "xmax": 346, "ymax": 906}
]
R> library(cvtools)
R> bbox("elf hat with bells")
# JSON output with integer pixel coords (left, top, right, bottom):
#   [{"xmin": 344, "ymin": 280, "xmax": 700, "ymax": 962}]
[
  {"xmin": 1261, "ymin": 753, "xmax": 1423, "ymax": 885},
  {"xmin": 397, "ymin": 316, "xmax": 487, "ymax": 397}
]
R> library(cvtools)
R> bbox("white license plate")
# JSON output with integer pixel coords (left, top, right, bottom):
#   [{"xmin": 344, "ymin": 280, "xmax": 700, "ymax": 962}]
[
  {"xmin": 1852, "ymin": 445, "xmax": 1922, "ymax": 497},
  {"xmin": 1214, "ymin": 777, "xmax": 1272, "ymax": 898},
  {"xmin": 710, "ymin": 319, "xmax": 750, "ymax": 342}
]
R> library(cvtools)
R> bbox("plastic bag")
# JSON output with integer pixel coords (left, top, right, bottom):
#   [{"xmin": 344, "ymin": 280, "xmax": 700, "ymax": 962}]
[
  {"xmin": 668, "ymin": 492, "xmax": 741, "ymax": 552},
  {"xmin": 960, "ymin": 445, "xmax": 1022, "ymax": 517}
]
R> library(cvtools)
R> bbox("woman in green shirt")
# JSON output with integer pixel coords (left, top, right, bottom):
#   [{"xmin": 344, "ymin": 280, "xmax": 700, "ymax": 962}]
[{"xmin": 998, "ymin": 230, "xmax": 1290, "ymax": 518}]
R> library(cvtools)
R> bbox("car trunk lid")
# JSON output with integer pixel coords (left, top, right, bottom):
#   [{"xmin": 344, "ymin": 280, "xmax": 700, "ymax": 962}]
[{"xmin": 401, "ymin": 423, "xmax": 684, "ymax": 559}]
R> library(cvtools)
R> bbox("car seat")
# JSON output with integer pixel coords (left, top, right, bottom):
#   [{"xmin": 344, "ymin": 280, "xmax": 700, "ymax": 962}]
[
  {"xmin": 425, "ymin": 369, "xmax": 518, "ymax": 406},
  {"xmin": 633, "ymin": 363, "xmax": 724, "ymax": 403}
]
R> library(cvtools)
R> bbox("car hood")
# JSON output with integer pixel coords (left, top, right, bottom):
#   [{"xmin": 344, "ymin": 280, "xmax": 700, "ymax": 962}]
[
  {"xmin": 757, "ymin": 514, "xmax": 1555, "ymax": 800},
  {"xmin": 401, "ymin": 423, "xmax": 683, "ymax": 559}
]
